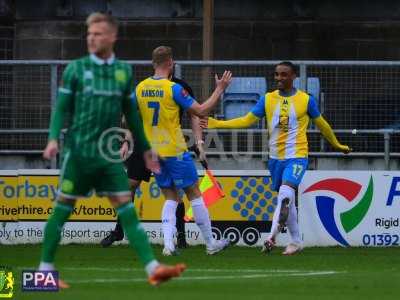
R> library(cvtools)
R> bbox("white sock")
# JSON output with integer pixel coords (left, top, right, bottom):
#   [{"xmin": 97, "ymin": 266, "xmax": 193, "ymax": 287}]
[
  {"xmin": 145, "ymin": 260, "xmax": 160, "ymax": 276},
  {"xmin": 191, "ymin": 197, "xmax": 214, "ymax": 247},
  {"xmin": 269, "ymin": 184, "xmax": 296, "ymax": 239},
  {"xmin": 161, "ymin": 200, "xmax": 178, "ymax": 250},
  {"xmin": 38, "ymin": 262, "xmax": 54, "ymax": 271},
  {"xmin": 286, "ymin": 199, "xmax": 302, "ymax": 245}
]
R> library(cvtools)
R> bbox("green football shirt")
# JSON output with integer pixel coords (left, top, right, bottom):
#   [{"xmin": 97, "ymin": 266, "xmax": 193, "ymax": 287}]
[{"xmin": 49, "ymin": 54, "xmax": 149, "ymax": 159}]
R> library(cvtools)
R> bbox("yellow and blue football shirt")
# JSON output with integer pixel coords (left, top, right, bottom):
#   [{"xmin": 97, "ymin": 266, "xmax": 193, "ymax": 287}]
[
  {"xmin": 251, "ymin": 89, "xmax": 320, "ymax": 159},
  {"xmin": 133, "ymin": 77, "xmax": 194, "ymax": 157}
]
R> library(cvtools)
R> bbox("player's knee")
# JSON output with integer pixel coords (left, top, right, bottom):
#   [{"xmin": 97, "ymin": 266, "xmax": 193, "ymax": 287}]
[
  {"xmin": 183, "ymin": 184, "xmax": 201, "ymax": 200},
  {"xmin": 278, "ymin": 184, "xmax": 296, "ymax": 203},
  {"xmin": 161, "ymin": 188, "xmax": 179, "ymax": 200}
]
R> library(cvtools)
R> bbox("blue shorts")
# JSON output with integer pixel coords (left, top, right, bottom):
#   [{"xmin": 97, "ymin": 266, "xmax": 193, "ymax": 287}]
[
  {"xmin": 267, "ymin": 158, "xmax": 308, "ymax": 191},
  {"xmin": 154, "ymin": 152, "xmax": 198, "ymax": 189}
]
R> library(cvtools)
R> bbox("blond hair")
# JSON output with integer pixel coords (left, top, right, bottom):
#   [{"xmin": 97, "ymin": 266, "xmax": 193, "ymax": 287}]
[
  {"xmin": 86, "ymin": 12, "xmax": 118, "ymax": 32},
  {"xmin": 152, "ymin": 46, "xmax": 173, "ymax": 68}
]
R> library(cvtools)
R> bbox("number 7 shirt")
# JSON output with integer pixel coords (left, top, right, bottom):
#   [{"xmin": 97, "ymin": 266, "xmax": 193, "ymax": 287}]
[{"xmin": 132, "ymin": 76, "xmax": 194, "ymax": 157}]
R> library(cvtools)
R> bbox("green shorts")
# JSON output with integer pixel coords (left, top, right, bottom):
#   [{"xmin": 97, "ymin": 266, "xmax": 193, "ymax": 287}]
[{"xmin": 58, "ymin": 151, "xmax": 130, "ymax": 199}]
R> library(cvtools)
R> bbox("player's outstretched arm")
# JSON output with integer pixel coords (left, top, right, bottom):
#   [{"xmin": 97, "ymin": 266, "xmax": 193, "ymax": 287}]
[
  {"xmin": 205, "ymin": 112, "xmax": 260, "ymax": 129},
  {"xmin": 314, "ymin": 116, "xmax": 351, "ymax": 154},
  {"xmin": 200, "ymin": 93, "xmax": 265, "ymax": 129},
  {"xmin": 44, "ymin": 63, "xmax": 76, "ymax": 159},
  {"xmin": 44, "ymin": 100, "xmax": 67, "ymax": 159},
  {"xmin": 188, "ymin": 71, "xmax": 232, "ymax": 117}
]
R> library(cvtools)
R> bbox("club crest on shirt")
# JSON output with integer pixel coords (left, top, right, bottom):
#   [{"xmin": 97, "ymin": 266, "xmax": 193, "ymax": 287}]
[
  {"xmin": 115, "ymin": 70, "xmax": 127, "ymax": 84},
  {"xmin": 61, "ymin": 179, "xmax": 74, "ymax": 193}
]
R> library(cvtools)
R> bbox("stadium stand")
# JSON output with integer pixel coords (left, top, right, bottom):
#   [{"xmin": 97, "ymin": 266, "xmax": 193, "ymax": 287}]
[{"xmin": 220, "ymin": 77, "xmax": 267, "ymax": 128}]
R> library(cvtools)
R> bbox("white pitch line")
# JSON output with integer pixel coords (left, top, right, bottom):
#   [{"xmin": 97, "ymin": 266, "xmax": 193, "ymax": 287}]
[
  {"xmin": 59, "ymin": 267, "xmax": 309, "ymax": 273},
  {"xmin": 17, "ymin": 266, "xmax": 339, "ymax": 274},
  {"xmin": 66, "ymin": 271, "xmax": 345, "ymax": 284}
]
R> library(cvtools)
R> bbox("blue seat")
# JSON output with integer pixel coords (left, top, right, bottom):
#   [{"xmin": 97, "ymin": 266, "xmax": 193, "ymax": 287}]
[
  {"xmin": 221, "ymin": 77, "xmax": 267, "ymax": 128},
  {"xmin": 293, "ymin": 77, "xmax": 321, "ymax": 101},
  {"xmin": 224, "ymin": 77, "xmax": 267, "ymax": 95}
]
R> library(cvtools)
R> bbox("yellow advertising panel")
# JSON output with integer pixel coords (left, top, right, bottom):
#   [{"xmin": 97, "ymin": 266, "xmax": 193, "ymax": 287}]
[
  {"xmin": 137, "ymin": 176, "xmax": 278, "ymax": 222},
  {"xmin": 16, "ymin": 175, "xmax": 58, "ymax": 221},
  {"xmin": 0, "ymin": 173, "xmax": 277, "ymax": 222},
  {"xmin": 0, "ymin": 175, "xmax": 18, "ymax": 221}
]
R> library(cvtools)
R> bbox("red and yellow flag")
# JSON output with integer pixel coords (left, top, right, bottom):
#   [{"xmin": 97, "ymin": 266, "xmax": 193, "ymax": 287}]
[{"xmin": 184, "ymin": 169, "xmax": 224, "ymax": 222}]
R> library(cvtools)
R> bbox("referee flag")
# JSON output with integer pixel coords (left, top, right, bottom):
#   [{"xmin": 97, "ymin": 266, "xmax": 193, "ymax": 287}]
[{"xmin": 184, "ymin": 170, "xmax": 224, "ymax": 222}]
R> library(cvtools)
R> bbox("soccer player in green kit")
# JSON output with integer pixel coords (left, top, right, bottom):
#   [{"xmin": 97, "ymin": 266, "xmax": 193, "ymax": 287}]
[{"xmin": 41, "ymin": 12, "xmax": 185, "ymax": 288}]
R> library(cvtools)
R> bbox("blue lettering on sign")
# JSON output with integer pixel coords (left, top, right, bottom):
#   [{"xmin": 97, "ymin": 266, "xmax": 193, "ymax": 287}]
[
  {"xmin": 25, "ymin": 180, "xmax": 36, "ymax": 197},
  {"xmin": 0, "ymin": 179, "xmax": 58, "ymax": 200},
  {"xmin": 387, "ymin": 177, "xmax": 400, "ymax": 206}
]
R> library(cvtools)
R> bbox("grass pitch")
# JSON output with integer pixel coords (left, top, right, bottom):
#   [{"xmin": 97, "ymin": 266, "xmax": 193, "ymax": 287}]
[{"xmin": 1, "ymin": 244, "xmax": 399, "ymax": 300}]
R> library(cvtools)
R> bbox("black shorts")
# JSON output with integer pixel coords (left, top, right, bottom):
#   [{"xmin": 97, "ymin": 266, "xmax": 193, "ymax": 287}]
[{"xmin": 125, "ymin": 151, "xmax": 151, "ymax": 182}]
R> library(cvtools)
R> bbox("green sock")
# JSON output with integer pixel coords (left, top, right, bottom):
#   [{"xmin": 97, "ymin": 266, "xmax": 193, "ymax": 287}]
[
  {"xmin": 116, "ymin": 202, "xmax": 156, "ymax": 266},
  {"xmin": 40, "ymin": 202, "xmax": 74, "ymax": 263}
]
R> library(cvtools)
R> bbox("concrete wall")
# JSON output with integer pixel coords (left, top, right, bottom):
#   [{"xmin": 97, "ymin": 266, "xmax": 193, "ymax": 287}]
[
  {"xmin": 13, "ymin": 19, "xmax": 400, "ymax": 60},
  {"xmin": 11, "ymin": 0, "xmax": 400, "ymax": 60}
]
